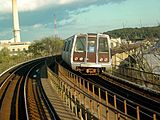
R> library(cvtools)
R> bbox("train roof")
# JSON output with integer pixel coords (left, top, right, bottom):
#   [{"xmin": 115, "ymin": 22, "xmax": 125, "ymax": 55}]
[{"xmin": 64, "ymin": 33, "xmax": 109, "ymax": 41}]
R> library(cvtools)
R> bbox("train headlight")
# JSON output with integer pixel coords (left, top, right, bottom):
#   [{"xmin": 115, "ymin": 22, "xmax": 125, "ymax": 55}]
[
  {"xmin": 99, "ymin": 58, "xmax": 103, "ymax": 62},
  {"xmin": 79, "ymin": 57, "xmax": 83, "ymax": 61},
  {"xmin": 104, "ymin": 58, "xmax": 108, "ymax": 62},
  {"xmin": 74, "ymin": 57, "xmax": 78, "ymax": 61}
]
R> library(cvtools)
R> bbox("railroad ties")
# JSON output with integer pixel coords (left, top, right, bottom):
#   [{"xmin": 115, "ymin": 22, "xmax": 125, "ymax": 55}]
[
  {"xmin": 0, "ymin": 56, "xmax": 80, "ymax": 120},
  {"xmin": 41, "ymin": 77, "xmax": 79, "ymax": 120},
  {"xmin": 0, "ymin": 55, "xmax": 160, "ymax": 120}
]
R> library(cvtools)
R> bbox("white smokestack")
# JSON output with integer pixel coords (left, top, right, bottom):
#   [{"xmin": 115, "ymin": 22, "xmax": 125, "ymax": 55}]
[{"xmin": 12, "ymin": 0, "xmax": 21, "ymax": 43}]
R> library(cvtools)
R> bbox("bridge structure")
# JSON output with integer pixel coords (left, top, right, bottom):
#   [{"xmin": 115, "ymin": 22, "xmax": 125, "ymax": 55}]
[
  {"xmin": 0, "ymin": 55, "xmax": 159, "ymax": 120},
  {"xmin": 1, "ymin": 0, "xmax": 159, "ymax": 119}
]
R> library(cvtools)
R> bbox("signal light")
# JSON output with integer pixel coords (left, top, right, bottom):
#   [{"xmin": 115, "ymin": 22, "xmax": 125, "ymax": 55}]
[
  {"xmin": 99, "ymin": 58, "xmax": 103, "ymax": 62},
  {"xmin": 74, "ymin": 57, "xmax": 78, "ymax": 61},
  {"xmin": 79, "ymin": 57, "xmax": 83, "ymax": 61},
  {"xmin": 104, "ymin": 58, "xmax": 108, "ymax": 62}
]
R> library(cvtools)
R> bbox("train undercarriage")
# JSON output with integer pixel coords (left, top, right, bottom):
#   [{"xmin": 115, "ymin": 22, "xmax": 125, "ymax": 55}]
[{"xmin": 76, "ymin": 67, "xmax": 104, "ymax": 74}]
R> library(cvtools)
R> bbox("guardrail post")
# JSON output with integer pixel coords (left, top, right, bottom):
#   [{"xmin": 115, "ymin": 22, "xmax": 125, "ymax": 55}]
[
  {"xmin": 71, "ymin": 88, "xmax": 74, "ymax": 112},
  {"xmin": 106, "ymin": 91, "xmax": 109, "ymax": 120},
  {"xmin": 77, "ymin": 77, "xmax": 80, "ymax": 88},
  {"xmin": 87, "ymin": 82, "xmax": 90, "ymax": 93},
  {"xmin": 98, "ymin": 88, "xmax": 102, "ymax": 120},
  {"xmin": 124, "ymin": 100, "xmax": 127, "ymax": 120},
  {"xmin": 84, "ymin": 95, "xmax": 88, "ymax": 120},
  {"xmin": 74, "ymin": 91, "xmax": 78, "ymax": 117},
  {"xmin": 80, "ymin": 78, "xmax": 82, "ymax": 89},
  {"xmin": 92, "ymin": 84, "xmax": 95, "ymax": 116},
  {"xmin": 62, "ymin": 82, "xmax": 65, "ymax": 100},
  {"xmin": 79, "ymin": 93, "xmax": 83, "ymax": 120},
  {"xmin": 63, "ymin": 84, "xmax": 66, "ymax": 105},
  {"xmin": 72, "ymin": 74, "xmax": 74, "ymax": 82},
  {"xmin": 83, "ymin": 79, "xmax": 85, "ymax": 90},
  {"xmin": 76, "ymin": 76, "xmax": 78, "ymax": 86},
  {"xmin": 68, "ymin": 86, "xmax": 71, "ymax": 109},
  {"xmin": 74, "ymin": 74, "xmax": 77, "ymax": 84},
  {"xmin": 114, "ymin": 95, "xmax": 118, "ymax": 120},
  {"xmin": 153, "ymin": 114, "xmax": 156, "ymax": 120},
  {"xmin": 57, "ymin": 77, "xmax": 60, "ymax": 93},
  {"xmin": 90, "ymin": 99, "xmax": 93, "ymax": 120},
  {"xmin": 136, "ymin": 106, "xmax": 140, "ymax": 120},
  {"xmin": 59, "ymin": 81, "xmax": 62, "ymax": 97},
  {"xmin": 66, "ymin": 85, "xmax": 69, "ymax": 106}
]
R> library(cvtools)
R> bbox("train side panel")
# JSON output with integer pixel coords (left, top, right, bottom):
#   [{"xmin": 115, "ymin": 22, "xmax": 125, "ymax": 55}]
[{"xmin": 62, "ymin": 35, "xmax": 74, "ymax": 66}]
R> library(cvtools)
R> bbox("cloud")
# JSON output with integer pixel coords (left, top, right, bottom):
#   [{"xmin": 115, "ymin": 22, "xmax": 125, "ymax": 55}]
[
  {"xmin": 59, "ymin": 0, "xmax": 80, "ymax": 5},
  {"xmin": 0, "ymin": 16, "xmax": 9, "ymax": 20},
  {"xmin": 0, "ymin": 1, "xmax": 11, "ymax": 13},
  {"xmin": 0, "ymin": 30, "xmax": 12, "ymax": 39},
  {"xmin": 0, "ymin": 0, "xmax": 127, "ymax": 41},
  {"xmin": 0, "ymin": 0, "xmax": 82, "ymax": 12},
  {"xmin": 58, "ymin": 17, "xmax": 76, "ymax": 27},
  {"xmin": 0, "ymin": 0, "xmax": 125, "ymax": 12},
  {"xmin": 0, "ymin": 0, "xmax": 55, "ymax": 12},
  {"xmin": 32, "ymin": 23, "xmax": 47, "ymax": 29}
]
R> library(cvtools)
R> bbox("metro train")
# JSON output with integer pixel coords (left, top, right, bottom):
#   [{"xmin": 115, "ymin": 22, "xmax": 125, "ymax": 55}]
[{"xmin": 62, "ymin": 33, "xmax": 112, "ymax": 74}]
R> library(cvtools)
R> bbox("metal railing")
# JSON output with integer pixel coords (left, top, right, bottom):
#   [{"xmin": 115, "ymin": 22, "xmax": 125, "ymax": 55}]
[
  {"xmin": 111, "ymin": 65, "xmax": 160, "ymax": 91},
  {"xmin": 47, "ymin": 63, "xmax": 159, "ymax": 120}
]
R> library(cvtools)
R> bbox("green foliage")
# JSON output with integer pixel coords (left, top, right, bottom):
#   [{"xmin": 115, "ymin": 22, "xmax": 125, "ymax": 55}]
[
  {"xmin": 104, "ymin": 26, "xmax": 160, "ymax": 40},
  {"xmin": 28, "ymin": 36, "xmax": 64, "ymax": 56},
  {"xmin": 0, "ymin": 36, "xmax": 64, "ymax": 74},
  {"xmin": 0, "ymin": 47, "xmax": 10, "ymax": 63},
  {"xmin": 0, "ymin": 47, "xmax": 10, "ymax": 56}
]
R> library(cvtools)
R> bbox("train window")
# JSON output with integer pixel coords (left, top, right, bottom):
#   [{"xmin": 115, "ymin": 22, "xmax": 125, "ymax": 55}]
[
  {"xmin": 88, "ymin": 37, "xmax": 96, "ymax": 53},
  {"xmin": 66, "ymin": 40, "xmax": 71, "ymax": 52},
  {"xmin": 99, "ymin": 37, "xmax": 109, "ymax": 52},
  {"xmin": 74, "ymin": 37, "xmax": 86, "ymax": 52},
  {"xmin": 64, "ymin": 42, "xmax": 67, "ymax": 51}
]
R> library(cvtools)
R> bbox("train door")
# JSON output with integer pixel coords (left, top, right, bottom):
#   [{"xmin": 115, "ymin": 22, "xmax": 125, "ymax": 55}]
[
  {"xmin": 98, "ymin": 35, "xmax": 111, "ymax": 66},
  {"xmin": 73, "ymin": 35, "xmax": 86, "ymax": 63},
  {"xmin": 86, "ymin": 34, "xmax": 97, "ymax": 63}
]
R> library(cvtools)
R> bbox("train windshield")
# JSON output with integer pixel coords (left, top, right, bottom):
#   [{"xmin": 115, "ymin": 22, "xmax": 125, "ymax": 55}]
[
  {"xmin": 88, "ymin": 37, "xmax": 96, "ymax": 53},
  {"xmin": 74, "ymin": 37, "xmax": 86, "ymax": 52},
  {"xmin": 99, "ymin": 37, "xmax": 109, "ymax": 52}
]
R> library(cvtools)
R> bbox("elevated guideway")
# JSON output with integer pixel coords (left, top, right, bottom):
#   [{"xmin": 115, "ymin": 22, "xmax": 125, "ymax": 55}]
[{"xmin": 0, "ymin": 55, "xmax": 159, "ymax": 120}]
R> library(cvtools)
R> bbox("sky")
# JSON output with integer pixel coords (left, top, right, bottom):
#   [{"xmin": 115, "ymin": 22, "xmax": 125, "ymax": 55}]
[{"xmin": 0, "ymin": 0, "xmax": 160, "ymax": 42}]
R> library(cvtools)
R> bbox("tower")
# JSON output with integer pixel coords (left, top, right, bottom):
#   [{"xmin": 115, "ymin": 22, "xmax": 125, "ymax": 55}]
[
  {"xmin": 54, "ymin": 14, "xmax": 58, "ymax": 38},
  {"xmin": 12, "ymin": 0, "xmax": 21, "ymax": 43}
]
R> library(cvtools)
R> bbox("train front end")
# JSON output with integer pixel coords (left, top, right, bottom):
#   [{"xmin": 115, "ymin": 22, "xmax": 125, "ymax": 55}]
[{"xmin": 71, "ymin": 33, "xmax": 111, "ymax": 74}]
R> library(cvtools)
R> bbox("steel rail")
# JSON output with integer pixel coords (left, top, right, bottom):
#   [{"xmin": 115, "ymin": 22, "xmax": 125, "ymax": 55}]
[
  {"xmin": 37, "ymin": 78, "xmax": 57, "ymax": 120},
  {"xmin": 0, "ymin": 61, "xmax": 38, "ymax": 110},
  {"xmin": 24, "ymin": 62, "xmax": 43, "ymax": 120},
  {"xmin": 0, "ymin": 60, "xmax": 43, "ymax": 119},
  {"xmin": 24, "ymin": 61, "xmax": 58, "ymax": 120}
]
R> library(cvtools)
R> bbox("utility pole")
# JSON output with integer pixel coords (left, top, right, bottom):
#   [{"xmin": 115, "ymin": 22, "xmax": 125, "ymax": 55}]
[{"xmin": 54, "ymin": 14, "xmax": 58, "ymax": 38}]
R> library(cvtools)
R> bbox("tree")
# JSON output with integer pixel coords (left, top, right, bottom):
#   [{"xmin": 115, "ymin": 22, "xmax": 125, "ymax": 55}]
[
  {"xmin": 0, "ymin": 47, "xmax": 10, "ymax": 63},
  {"xmin": 104, "ymin": 26, "xmax": 160, "ymax": 40},
  {"xmin": 28, "ymin": 36, "xmax": 64, "ymax": 56},
  {"xmin": 28, "ymin": 40, "xmax": 45, "ymax": 56}
]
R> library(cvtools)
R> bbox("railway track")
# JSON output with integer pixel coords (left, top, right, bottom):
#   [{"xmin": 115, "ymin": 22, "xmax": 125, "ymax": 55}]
[
  {"xmin": 100, "ymin": 72, "xmax": 160, "ymax": 102},
  {"xmin": 1, "ymin": 55, "xmax": 159, "ymax": 120},
  {"xmin": 0, "ymin": 56, "xmax": 59, "ymax": 120},
  {"xmin": 56, "ymin": 58, "xmax": 160, "ymax": 120}
]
